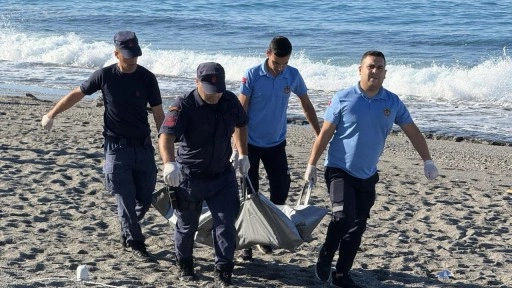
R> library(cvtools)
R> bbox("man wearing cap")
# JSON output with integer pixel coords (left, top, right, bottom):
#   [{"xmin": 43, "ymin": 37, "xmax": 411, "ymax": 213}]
[
  {"xmin": 158, "ymin": 62, "xmax": 249, "ymax": 286},
  {"xmin": 41, "ymin": 31, "xmax": 165, "ymax": 262}
]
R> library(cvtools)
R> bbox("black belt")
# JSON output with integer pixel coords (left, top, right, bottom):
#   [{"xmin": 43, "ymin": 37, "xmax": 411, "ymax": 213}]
[
  {"xmin": 105, "ymin": 136, "xmax": 150, "ymax": 147},
  {"xmin": 187, "ymin": 166, "xmax": 230, "ymax": 181}
]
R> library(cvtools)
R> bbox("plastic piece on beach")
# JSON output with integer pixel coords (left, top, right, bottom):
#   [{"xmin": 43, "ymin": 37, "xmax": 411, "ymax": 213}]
[
  {"xmin": 436, "ymin": 269, "xmax": 453, "ymax": 281},
  {"xmin": 76, "ymin": 264, "xmax": 89, "ymax": 281}
]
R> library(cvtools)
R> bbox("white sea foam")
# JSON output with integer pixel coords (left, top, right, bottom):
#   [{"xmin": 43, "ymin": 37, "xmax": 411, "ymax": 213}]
[
  {"xmin": 1, "ymin": 26, "xmax": 511, "ymax": 143},
  {"xmin": 2, "ymin": 29, "xmax": 511, "ymax": 108}
]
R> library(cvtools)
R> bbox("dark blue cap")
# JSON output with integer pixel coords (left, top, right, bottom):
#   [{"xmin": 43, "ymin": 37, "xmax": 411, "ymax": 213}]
[
  {"xmin": 114, "ymin": 31, "xmax": 142, "ymax": 58},
  {"xmin": 196, "ymin": 62, "xmax": 226, "ymax": 94}
]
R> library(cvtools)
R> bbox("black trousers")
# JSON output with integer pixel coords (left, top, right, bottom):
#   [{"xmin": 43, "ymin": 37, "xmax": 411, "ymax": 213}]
[
  {"xmin": 174, "ymin": 167, "xmax": 239, "ymax": 272},
  {"xmin": 323, "ymin": 167, "xmax": 379, "ymax": 274},
  {"xmin": 247, "ymin": 140, "xmax": 290, "ymax": 205}
]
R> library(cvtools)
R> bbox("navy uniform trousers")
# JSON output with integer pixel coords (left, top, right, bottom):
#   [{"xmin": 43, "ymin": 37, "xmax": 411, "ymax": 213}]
[
  {"xmin": 174, "ymin": 167, "xmax": 240, "ymax": 272},
  {"xmin": 323, "ymin": 167, "xmax": 379, "ymax": 274},
  {"xmin": 103, "ymin": 137, "xmax": 157, "ymax": 246}
]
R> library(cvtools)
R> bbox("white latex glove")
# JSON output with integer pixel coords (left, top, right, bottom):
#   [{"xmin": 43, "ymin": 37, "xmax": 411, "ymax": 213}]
[
  {"xmin": 304, "ymin": 164, "xmax": 317, "ymax": 185},
  {"xmin": 230, "ymin": 149, "xmax": 239, "ymax": 170},
  {"xmin": 424, "ymin": 160, "xmax": 439, "ymax": 180},
  {"xmin": 163, "ymin": 162, "xmax": 183, "ymax": 186},
  {"xmin": 238, "ymin": 155, "xmax": 250, "ymax": 175},
  {"xmin": 41, "ymin": 114, "xmax": 54, "ymax": 132}
]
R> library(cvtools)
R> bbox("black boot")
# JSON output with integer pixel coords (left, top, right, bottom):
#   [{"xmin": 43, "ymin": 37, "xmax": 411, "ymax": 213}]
[
  {"xmin": 213, "ymin": 267, "xmax": 234, "ymax": 287},
  {"xmin": 177, "ymin": 258, "xmax": 198, "ymax": 281},
  {"xmin": 129, "ymin": 242, "xmax": 157, "ymax": 263},
  {"xmin": 240, "ymin": 248, "xmax": 252, "ymax": 261},
  {"xmin": 315, "ymin": 244, "xmax": 334, "ymax": 282},
  {"xmin": 331, "ymin": 271, "xmax": 361, "ymax": 288}
]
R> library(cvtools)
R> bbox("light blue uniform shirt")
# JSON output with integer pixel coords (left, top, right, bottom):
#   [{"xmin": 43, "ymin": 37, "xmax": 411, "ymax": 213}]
[
  {"xmin": 240, "ymin": 60, "xmax": 308, "ymax": 147},
  {"xmin": 324, "ymin": 84, "xmax": 413, "ymax": 179}
]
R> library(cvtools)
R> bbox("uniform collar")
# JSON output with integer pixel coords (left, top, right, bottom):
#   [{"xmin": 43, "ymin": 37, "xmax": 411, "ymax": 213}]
[
  {"xmin": 193, "ymin": 89, "xmax": 204, "ymax": 105},
  {"xmin": 260, "ymin": 59, "xmax": 287, "ymax": 78},
  {"xmin": 355, "ymin": 82, "xmax": 384, "ymax": 100}
]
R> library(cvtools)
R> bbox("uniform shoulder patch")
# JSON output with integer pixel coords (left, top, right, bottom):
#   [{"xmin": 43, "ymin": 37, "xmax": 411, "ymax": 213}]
[{"xmin": 163, "ymin": 113, "xmax": 177, "ymax": 128}]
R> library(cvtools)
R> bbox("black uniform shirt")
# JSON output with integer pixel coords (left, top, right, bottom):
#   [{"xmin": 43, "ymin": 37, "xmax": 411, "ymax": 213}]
[
  {"xmin": 160, "ymin": 89, "xmax": 248, "ymax": 177},
  {"xmin": 81, "ymin": 64, "xmax": 162, "ymax": 139}
]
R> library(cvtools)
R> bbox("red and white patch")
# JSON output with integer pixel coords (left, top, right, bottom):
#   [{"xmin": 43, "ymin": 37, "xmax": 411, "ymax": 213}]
[
  {"xmin": 241, "ymin": 77, "xmax": 247, "ymax": 84},
  {"xmin": 163, "ymin": 114, "xmax": 177, "ymax": 127}
]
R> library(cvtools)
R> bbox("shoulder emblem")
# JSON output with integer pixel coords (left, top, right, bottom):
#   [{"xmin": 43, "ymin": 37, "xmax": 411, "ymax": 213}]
[{"xmin": 164, "ymin": 105, "xmax": 181, "ymax": 128}]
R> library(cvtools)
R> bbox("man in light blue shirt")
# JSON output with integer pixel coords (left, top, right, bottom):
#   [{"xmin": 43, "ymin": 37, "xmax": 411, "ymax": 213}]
[
  {"xmin": 237, "ymin": 36, "xmax": 320, "ymax": 260},
  {"xmin": 304, "ymin": 51, "xmax": 439, "ymax": 287},
  {"xmin": 324, "ymin": 83, "xmax": 413, "ymax": 179}
]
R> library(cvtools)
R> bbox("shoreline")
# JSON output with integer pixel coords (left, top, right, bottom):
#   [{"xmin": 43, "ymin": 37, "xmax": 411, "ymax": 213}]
[
  {"xmin": 288, "ymin": 115, "xmax": 512, "ymax": 147},
  {"xmin": 8, "ymin": 92, "xmax": 510, "ymax": 147}
]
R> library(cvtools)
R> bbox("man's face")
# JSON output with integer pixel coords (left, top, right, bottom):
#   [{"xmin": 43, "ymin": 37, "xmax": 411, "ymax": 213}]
[
  {"xmin": 266, "ymin": 51, "xmax": 290, "ymax": 76},
  {"xmin": 359, "ymin": 56, "xmax": 386, "ymax": 91},
  {"xmin": 196, "ymin": 80, "xmax": 222, "ymax": 104},
  {"xmin": 115, "ymin": 49, "xmax": 138, "ymax": 73}
]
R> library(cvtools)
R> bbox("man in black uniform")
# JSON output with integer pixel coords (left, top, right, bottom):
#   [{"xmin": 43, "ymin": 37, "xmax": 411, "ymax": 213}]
[
  {"xmin": 41, "ymin": 31, "xmax": 165, "ymax": 262},
  {"xmin": 159, "ymin": 62, "xmax": 249, "ymax": 287}
]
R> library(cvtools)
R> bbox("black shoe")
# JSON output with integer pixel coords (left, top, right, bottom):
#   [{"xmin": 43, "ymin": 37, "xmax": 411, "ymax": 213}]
[
  {"xmin": 331, "ymin": 271, "xmax": 360, "ymax": 288},
  {"xmin": 256, "ymin": 244, "xmax": 273, "ymax": 254},
  {"xmin": 130, "ymin": 243, "xmax": 157, "ymax": 263},
  {"xmin": 212, "ymin": 268, "xmax": 234, "ymax": 287},
  {"xmin": 315, "ymin": 245, "xmax": 333, "ymax": 282},
  {"xmin": 177, "ymin": 258, "xmax": 198, "ymax": 281},
  {"xmin": 240, "ymin": 248, "xmax": 253, "ymax": 261}
]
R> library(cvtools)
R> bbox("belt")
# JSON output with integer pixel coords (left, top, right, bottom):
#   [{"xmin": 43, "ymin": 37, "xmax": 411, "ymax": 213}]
[
  {"xmin": 187, "ymin": 166, "xmax": 230, "ymax": 181},
  {"xmin": 105, "ymin": 136, "xmax": 150, "ymax": 147}
]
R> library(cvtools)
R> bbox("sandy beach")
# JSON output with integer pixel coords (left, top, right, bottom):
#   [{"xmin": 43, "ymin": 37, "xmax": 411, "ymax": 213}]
[{"xmin": 0, "ymin": 94, "xmax": 511, "ymax": 288}]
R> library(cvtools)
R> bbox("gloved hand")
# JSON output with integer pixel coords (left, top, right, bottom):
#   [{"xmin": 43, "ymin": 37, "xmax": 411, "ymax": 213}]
[
  {"xmin": 238, "ymin": 155, "xmax": 250, "ymax": 175},
  {"xmin": 41, "ymin": 114, "xmax": 54, "ymax": 132},
  {"xmin": 424, "ymin": 160, "xmax": 439, "ymax": 180},
  {"xmin": 304, "ymin": 164, "xmax": 317, "ymax": 185},
  {"xmin": 230, "ymin": 149, "xmax": 239, "ymax": 170},
  {"xmin": 163, "ymin": 162, "xmax": 183, "ymax": 186}
]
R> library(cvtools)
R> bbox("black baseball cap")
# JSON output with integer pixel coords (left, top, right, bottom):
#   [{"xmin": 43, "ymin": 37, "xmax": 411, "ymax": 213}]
[
  {"xmin": 196, "ymin": 62, "xmax": 226, "ymax": 94},
  {"xmin": 114, "ymin": 31, "xmax": 142, "ymax": 58}
]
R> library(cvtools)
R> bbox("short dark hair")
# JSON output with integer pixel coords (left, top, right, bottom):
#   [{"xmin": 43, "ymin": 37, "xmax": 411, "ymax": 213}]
[
  {"xmin": 361, "ymin": 50, "xmax": 386, "ymax": 64},
  {"xmin": 268, "ymin": 36, "xmax": 292, "ymax": 57}
]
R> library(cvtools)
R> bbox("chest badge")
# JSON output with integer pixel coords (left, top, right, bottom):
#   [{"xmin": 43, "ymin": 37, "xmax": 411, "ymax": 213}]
[
  {"xmin": 284, "ymin": 86, "xmax": 291, "ymax": 94},
  {"xmin": 383, "ymin": 108, "xmax": 391, "ymax": 117}
]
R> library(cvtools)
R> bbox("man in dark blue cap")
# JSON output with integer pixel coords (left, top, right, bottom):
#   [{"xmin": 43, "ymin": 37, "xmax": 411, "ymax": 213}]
[
  {"xmin": 159, "ymin": 62, "xmax": 249, "ymax": 287},
  {"xmin": 114, "ymin": 31, "xmax": 143, "ymax": 58},
  {"xmin": 41, "ymin": 31, "xmax": 165, "ymax": 262}
]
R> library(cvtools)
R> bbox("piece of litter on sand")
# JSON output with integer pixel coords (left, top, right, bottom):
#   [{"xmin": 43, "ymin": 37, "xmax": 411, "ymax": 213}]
[
  {"xmin": 76, "ymin": 265, "xmax": 89, "ymax": 281},
  {"xmin": 436, "ymin": 269, "xmax": 453, "ymax": 280}
]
